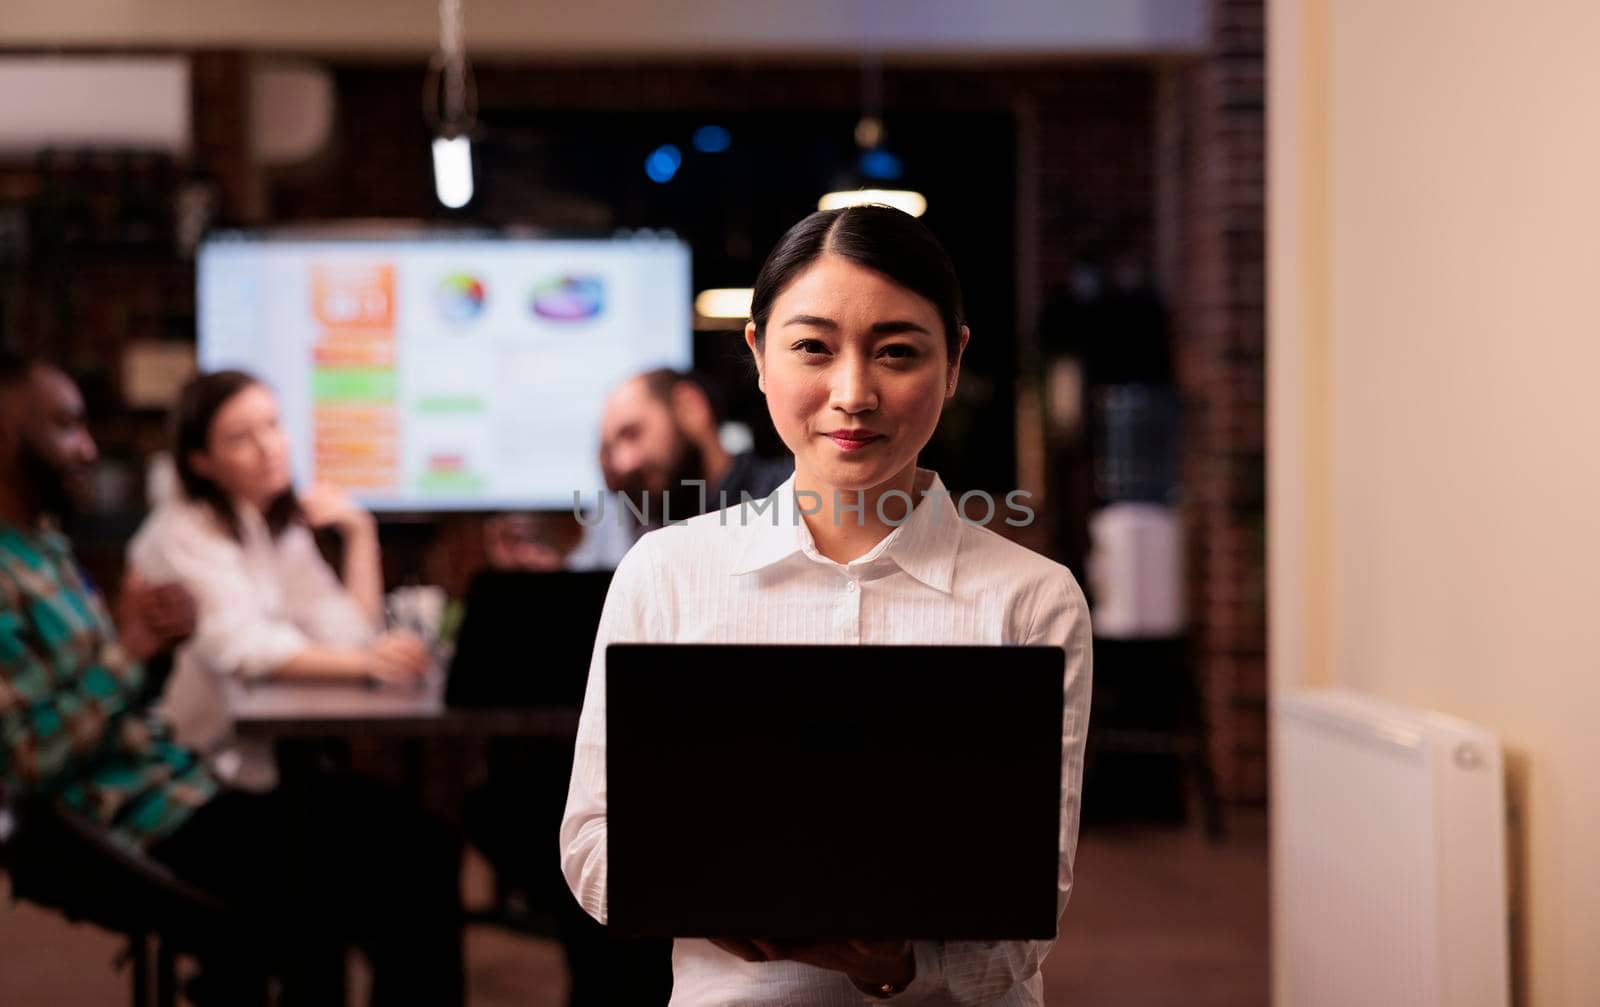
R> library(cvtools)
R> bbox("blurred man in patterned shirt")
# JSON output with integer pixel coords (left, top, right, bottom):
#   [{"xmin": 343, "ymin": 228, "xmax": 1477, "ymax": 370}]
[
  {"xmin": 0, "ymin": 353, "xmax": 464, "ymax": 1005},
  {"xmin": 0, "ymin": 352, "xmax": 209, "ymax": 841}
]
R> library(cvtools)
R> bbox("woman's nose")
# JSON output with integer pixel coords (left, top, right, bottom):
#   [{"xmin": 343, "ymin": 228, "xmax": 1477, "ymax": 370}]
[{"xmin": 830, "ymin": 357, "xmax": 879, "ymax": 415}]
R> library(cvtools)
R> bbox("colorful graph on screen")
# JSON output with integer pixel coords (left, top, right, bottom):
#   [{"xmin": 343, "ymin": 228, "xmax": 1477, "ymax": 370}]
[{"xmin": 310, "ymin": 263, "xmax": 399, "ymax": 491}]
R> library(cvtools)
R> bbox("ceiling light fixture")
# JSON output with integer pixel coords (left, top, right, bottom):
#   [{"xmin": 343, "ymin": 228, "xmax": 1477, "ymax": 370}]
[
  {"xmin": 425, "ymin": 0, "xmax": 477, "ymax": 209},
  {"xmin": 820, "ymin": 54, "xmax": 926, "ymax": 219}
]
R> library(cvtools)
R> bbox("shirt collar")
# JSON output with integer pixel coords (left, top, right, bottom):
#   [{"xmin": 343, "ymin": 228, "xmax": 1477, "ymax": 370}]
[
  {"xmin": 728, "ymin": 474, "xmax": 804, "ymax": 575},
  {"xmin": 882, "ymin": 473, "xmax": 960, "ymax": 593},
  {"xmin": 730, "ymin": 469, "xmax": 960, "ymax": 594}
]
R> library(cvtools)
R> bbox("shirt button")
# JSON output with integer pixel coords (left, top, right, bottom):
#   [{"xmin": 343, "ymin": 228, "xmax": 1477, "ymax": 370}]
[{"xmin": 845, "ymin": 580, "xmax": 857, "ymax": 592}]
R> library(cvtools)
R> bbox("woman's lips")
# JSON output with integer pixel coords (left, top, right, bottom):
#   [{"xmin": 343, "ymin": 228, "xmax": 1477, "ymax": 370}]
[{"xmin": 826, "ymin": 431, "xmax": 884, "ymax": 452}]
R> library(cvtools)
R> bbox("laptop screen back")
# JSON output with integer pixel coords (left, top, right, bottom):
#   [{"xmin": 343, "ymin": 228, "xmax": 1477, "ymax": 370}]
[
  {"xmin": 606, "ymin": 644, "xmax": 1064, "ymax": 940},
  {"xmin": 446, "ymin": 570, "xmax": 613, "ymax": 707}
]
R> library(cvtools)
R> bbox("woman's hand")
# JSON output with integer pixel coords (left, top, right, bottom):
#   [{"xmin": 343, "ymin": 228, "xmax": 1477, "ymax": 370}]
[
  {"xmin": 300, "ymin": 483, "xmax": 376, "ymax": 537},
  {"xmin": 361, "ymin": 631, "xmax": 432, "ymax": 686},
  {"xmin": 301, "ymin": 483, "xmax": 385, "ymax": 625},
  {"xmin": 710, "ymin": 939, "xmax": 915, "ymax": 989}
]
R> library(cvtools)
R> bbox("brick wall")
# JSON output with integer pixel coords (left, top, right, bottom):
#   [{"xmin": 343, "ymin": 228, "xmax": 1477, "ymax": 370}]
[
  {"xmin": 1165, "ymin": 0, "xmax": 1269, "ymax": 802},
  {"xmin": 1031, "ymin": 73, "xmax": 1158, "ymax": 303}
]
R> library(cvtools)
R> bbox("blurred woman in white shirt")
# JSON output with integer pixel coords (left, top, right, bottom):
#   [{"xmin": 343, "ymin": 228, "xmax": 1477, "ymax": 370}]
[
  {"xmin": 560, "ymin": 205, "xmax": 1093, "ymax": 1006},
  {"xmin": 130, "ymin": 370, "xmax": 428, "ymax": 788}
]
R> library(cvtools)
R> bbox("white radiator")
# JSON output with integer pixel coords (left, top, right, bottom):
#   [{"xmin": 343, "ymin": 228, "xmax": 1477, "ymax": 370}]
[{"xmin": 1273, "ymin": 689, "xmax": 1509, "ymax": 1007}]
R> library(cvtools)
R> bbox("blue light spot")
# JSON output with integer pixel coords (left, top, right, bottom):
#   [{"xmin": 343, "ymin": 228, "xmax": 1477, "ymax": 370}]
[
  {"xmin": 858, "ymin": 148, "xmax": 904, "ymax": 181},
  {"xmin": 645, "ymin": 144, "xmax": 683, "ymax": 183},
  {"xmin": 692, "ymin": 125, "xmax": 732, "ymax": 153}
]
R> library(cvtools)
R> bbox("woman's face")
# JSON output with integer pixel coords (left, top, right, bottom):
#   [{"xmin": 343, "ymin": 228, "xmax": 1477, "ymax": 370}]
[
  {"xmin": 746, "ymin": 254, "xmax": 967, "ymax": 494},
  {"xmin": 191, "ymin": 383, "xmax": 292, "ymax": 509}
]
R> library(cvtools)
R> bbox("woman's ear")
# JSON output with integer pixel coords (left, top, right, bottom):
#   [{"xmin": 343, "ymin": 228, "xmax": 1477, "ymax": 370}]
[
  {"xmin": 946, "ymin": 325, "xmax": 971, "ymax": 399},
  {"xmin": 669, "ymin": 382, "xmax": 716, "ymax": 439},
  {"xmin": 744, "ymin": 321, "xmax": 766, "ymax": 393}
]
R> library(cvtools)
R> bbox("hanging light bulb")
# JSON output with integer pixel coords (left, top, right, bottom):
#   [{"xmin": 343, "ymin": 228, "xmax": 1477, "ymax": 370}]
[
  {"xmin": 820, "ymin": 56, "xmax": 926, "ymax": 218},
  {"xmin": 432, "ymin": 135, "xmax": 473, "ymax": 209},
  {"xmin": 854, "ymin": 116, "xmax": 885, "ymax": 150},
  {"xmin": 426, "ymin": 0, "xmax": 477, "ymax": 209}
]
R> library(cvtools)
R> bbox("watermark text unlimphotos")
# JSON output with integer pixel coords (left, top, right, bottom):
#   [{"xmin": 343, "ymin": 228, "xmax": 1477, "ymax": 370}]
[{"xmin": 573, "ymin": 483, "xmax": 1036, "ymax": 529}]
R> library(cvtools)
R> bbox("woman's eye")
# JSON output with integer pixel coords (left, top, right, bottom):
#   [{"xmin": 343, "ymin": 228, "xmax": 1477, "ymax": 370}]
[
  {"xmin": 792, "ymin": 339, "xmax": 829, "ymax": 356},
  {"xmin": 880, "ymin": 344, "xmax": 919, "ymax": 360}
]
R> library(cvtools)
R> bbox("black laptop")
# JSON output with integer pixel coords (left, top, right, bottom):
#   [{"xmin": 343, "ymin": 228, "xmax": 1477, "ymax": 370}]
[
  {"xmin": 444, "ymin": 570, "xmax": 613, "ymax": 707},
  {"xmin": 605, "ymin": 644, "xmax": 1065, "ymax": 941}
]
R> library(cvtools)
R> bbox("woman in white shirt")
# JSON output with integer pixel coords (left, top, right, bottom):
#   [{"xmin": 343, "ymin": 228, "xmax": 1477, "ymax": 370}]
[
  {"xmin": 560, "ymin": 205, "xmax": 1093, "ymax": 1005},
  {"xmin": 130, "ymin": 370, "xmax": 429, "ymax": 787}
]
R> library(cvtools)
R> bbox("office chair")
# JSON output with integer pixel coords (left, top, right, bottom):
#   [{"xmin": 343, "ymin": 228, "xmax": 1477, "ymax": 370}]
[{"xmin": 2, "ymin": 794, "xmax": 272, "ymax": 1007}]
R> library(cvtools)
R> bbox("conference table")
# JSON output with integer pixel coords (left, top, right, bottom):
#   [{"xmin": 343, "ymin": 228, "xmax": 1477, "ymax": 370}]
[
  {"xmin": 223, "ymin": 674, "xmax": 580, "ymax": 741},
  {"xmin": 222, "ymin": 674, "xmax": 581, "ymax": 981},
  {"xmin": 223, "ymin": 672, "xmax": 580, "ymax": 818},
  {"xmin": 222, "ymin": 670, "xmax": 581, "ymax": 850}
]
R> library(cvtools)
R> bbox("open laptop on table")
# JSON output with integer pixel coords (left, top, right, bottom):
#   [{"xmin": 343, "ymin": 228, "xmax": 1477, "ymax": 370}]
[
  {"xmin": 444, "ymin": 570, "xmax": 613, "ymax": 708},
  {"xmin": 605, "ymin": 643, "xmax": 1065, "ymax": 941}
]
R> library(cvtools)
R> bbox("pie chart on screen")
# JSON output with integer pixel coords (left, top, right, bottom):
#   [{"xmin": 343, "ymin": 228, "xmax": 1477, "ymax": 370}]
[
  {"xmin": 437, "ymin": 272, "xmax": 487, "ymax": 323},
  {"xmin": 531, "ymin": 275, "xmax": 605, "ymax": 321}
]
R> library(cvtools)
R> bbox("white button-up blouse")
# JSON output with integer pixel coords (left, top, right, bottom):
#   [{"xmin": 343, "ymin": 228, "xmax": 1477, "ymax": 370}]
[{"xmin": 561, "ymin": 471, "xmax": 1093, "ymax": 1006}]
